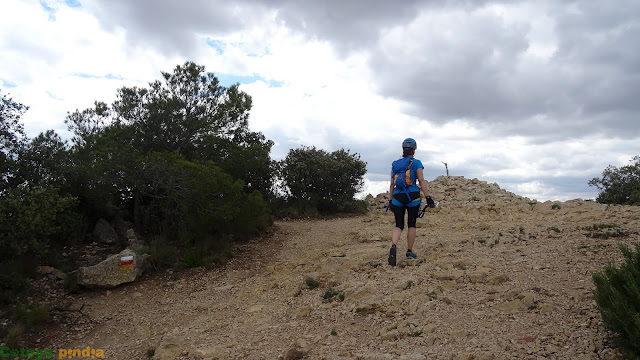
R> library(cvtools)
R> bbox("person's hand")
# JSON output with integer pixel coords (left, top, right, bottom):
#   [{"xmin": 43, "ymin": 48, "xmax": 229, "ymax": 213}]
[{"xmin": 426, "ymin": 195, "xmax": 436, "ymax": 208}]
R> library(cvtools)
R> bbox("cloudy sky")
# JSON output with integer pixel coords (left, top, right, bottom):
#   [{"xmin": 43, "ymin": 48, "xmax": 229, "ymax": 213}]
[{"xmin": 2, "ymin": 0, "xmax": 639, "ymax": 201}]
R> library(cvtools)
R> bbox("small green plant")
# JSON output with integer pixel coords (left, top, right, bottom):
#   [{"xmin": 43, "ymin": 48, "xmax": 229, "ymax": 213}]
[
  {"xmin": 488, "ymin": 204, "xmax": 497, "ymax": 212},
  {"xmin": 592, "ymin": 243, "xmax": 640, "ymax": 358},
  {"xmin": 551, "ymin": 204, "xmax": 561, "ymax": 210},
  {"xmin": 330, "ymin": 329, "xmax": 338, "ymax": 336},
  {"xmin": 471, "ymin": 196, "xmax": 480, "ymax": 202},
  {"xmin": 305, "ymin": 277, "xmax": 320, "ymax": 289},
  {"xmin": 583, "ymin": 223, "xmax": 628, "ymax": 239},
  {"xmin": 355, "ymin": 306, "xmax": 375, "ymax": 315},
  {"xmin": 13, "ymin": 305, "xmax": 49, "ymax": 327},
  {"xmin": 499, "ymin": 232, "xmax": 503, "ymax": 237},
  {"xmin": 404, "ymin": 280, "xmax": 414, "ymax": 290},
  {"xmin": 169, "ymin": 271, "xmax": 181, "ymax": 280},
  {"xmin": 322, "ymin": 288, "xmax": 345, "ymax": 303},
  {"xmin": 527, "ymin": 201, "xmax": 537, "ymax": 209},
  {"xmin": 146, "ymin": 349, "xmax": 156, "ymax": 358},
  {"xmin": 548, "ymin": 226, "xmax": 561, "ymax": 233},
  {"xmin": 478, "ymin": 239, "xmax": 486, "ymax": 245},
  {"xmin": 5, "ymin": 324, "xmax": 24, "ymax": 348},
  {"xmin": 519, "ymin": 226, "xmax": 525, "ymax": 234},
  {"xmin": 409, "ymin": 330, "xmax": 423, "ymax": 337},
  {"xmin": 183, "ymin": 247, "xmax": 205, "ymax": 268},
  {"xmin": 591, "ymin": 223, "xmax": 619, "ymax": 230}
]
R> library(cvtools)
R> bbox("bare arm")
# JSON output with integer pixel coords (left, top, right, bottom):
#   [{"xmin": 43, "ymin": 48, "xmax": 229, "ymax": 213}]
[
  {"xmin": 388, "ymin": 171, "xmax": 394, "ymax": 202},
  {"xmin": 416, "ymin": 168, "xmax": 430, "ymax": 197}
]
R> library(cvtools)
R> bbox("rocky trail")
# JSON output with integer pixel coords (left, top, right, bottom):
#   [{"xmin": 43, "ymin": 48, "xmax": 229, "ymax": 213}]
[{"xmin": 29, "ymin": 176, "xmax": 640, "ymax": 359}]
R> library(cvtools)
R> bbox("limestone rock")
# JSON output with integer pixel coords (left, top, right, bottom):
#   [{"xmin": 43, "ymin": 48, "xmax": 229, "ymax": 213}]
[
  {"xmin": 92, "ymin": 218, "xmax": 118, "ymax": 244},
  {"xmin": 487, "ymin": 274, "xmax": 510, "ymax": 285},
  {"xmin": 37, "ymin": 266, "xmax": 55, "ymax": 274},
  {"xmin": 77, "ymin": 249, "xmax": 143, "ymax": 288},
  {"xmin": 126, "ymin": 228, "xmax": 144, "ymax": 250},
  {"xmin": 496, "ymin": 299, "xmax": 526, "ymax": 313},
  {"xmin": 284, "ymin": 348, "xmax": 305, "ymax": 360},
  {"xmin": 381, "ymin": 329, "xmax": 400, "ymax": 341},
  {"xmin": 152, "ymin": 335, "xmax": 185, "ymax": 360}
]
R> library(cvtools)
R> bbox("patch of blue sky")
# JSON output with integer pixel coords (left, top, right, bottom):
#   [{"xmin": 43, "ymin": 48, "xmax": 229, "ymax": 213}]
[
  {"xmin": 247, "ymin": 47, "xmax": 272, "ymax": 57},
  {"xmin": 267, "ymin": 79, "xmax": 284, "ymax": 87},
  {"xmin": 205, "ymin": 38, "xmax": 225, "ymax": 55},
  {"xmin": 1, "ymin": 79, "xmax": 17, "ymax": 88},
  {"xmin": 217, "ymin": 74, "xmax": 261, "ymax": 87},
  {"xmin": 72, "ymin": 72, "xmax": 100, "ymax": 79},
  {"xmin": 39, "ymin": 0, "xmax": 56, "ymax": 21},
  {"xmin": 216, "ymin": 73, "xmax": 284, "ymax": 88},
  {"xmin": 64, "ymin": 0, "xmax": 82, "ymax": 8},
  {"xmin": 71, "ymin": 72, "xmax": 125, "ymax": 80},
  {"xmin": 46, "ymin": 91, "xmax": 62, "ymax": 100},
  {"xmin": 105, "ymin": 73, "xmax": 125, "ymax": 80}
]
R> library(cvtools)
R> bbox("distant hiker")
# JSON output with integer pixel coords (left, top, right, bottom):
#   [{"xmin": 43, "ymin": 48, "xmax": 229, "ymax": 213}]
[{"xmin": 387, "ymin": 138, "xmax": 434, "ymax": 266}]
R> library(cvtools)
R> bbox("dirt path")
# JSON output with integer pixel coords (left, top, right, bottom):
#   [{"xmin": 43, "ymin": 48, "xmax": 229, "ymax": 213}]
[{"xmin": 36, "ymin": 177, "xmax": 639, "ymax": 359}]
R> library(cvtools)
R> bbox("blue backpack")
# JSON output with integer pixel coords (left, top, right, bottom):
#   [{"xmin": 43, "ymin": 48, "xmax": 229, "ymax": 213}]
[
  {"xmin": 392, "ymin": 157, "xmax": 416, "ymax": 192},
  {"xmin": 389, "ymin": 157, "xmax": 421, "ymax": 208}
]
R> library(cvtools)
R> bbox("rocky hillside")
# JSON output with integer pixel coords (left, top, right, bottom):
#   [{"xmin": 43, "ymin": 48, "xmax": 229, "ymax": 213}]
[{"xmin": 29, "ymin": 176, "xmax": 640, "ymax": 359}]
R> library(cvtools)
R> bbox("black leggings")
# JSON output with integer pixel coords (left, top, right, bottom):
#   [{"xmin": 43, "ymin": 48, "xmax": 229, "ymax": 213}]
[{"xmin": 392, "ymin": 204, "xmax": 419, "ymax": 230}]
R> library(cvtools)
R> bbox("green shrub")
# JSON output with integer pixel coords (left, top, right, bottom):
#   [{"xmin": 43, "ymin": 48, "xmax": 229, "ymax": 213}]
[
  {"xmin": 589, "ymin": 155, "xmax": 640, "ymax": 205},
  {"xmin": 135, "ymin": 152, "xmax": 271, "ymax": 245},
  {"xmin": 138, "ymin": 237, "xmax": 179, "ymax": 270},
  {"xmin": 5, "ymin": 324, "xmax": 24, "ymax": 348},
  {"xmin": 404, "ymin": 280, "xmax": 414, "ymax": 290},
  {"xmin": 183, "ymin": 247, "xmax": 206, "ymax": 268},
  {"xmin": 592, "ymin": 243, "xmax": 640, "ymax": 358},
  {"xmin": 13, "ymin": 305, "xmax": 49, "ymax": 327},
  {"xmin": 305, "ymin": 277, "xmax": 319, "ymax": 289},
  {"xmin": 0, "ymin": 186, "xmax": 81, "ymax": 258},
  {"xmin": 279, "ymin": 146, "xmax": 367, "ymax": 215},
  {"xmin": 322, "ymin": 288, "xmax": 345, "ymax": 303},
  {"xmin": 0, "ymin": 257, "xmax": 37, "ymax": 305},
  {"xmin": 551, "ymin": 204, "xmax": 561, "ymax": 210}
]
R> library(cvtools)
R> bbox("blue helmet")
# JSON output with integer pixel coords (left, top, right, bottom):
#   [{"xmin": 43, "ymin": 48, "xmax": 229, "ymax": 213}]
[{"xmin": 402, "ymin": 138, "xmax": 417, "ymax": 150}]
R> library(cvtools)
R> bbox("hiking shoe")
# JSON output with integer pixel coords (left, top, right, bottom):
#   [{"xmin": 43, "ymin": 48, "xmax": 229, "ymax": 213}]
[
  {"xmin": 406, "ymin": 251, "xmax": 417, "ymax": 260},
  {"xmin": 388, "ymin": 246, "xmax": 397, "ymax": 266}
]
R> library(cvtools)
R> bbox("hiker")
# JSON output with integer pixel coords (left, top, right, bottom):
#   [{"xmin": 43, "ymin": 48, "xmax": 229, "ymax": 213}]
[{"xmin": 387, "ymin": 138, "xmax": 434, "ymax": 266}]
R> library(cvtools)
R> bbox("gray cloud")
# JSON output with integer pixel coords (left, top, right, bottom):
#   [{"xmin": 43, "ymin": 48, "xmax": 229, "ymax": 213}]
[
  {"xmin": 369, "ymin": 1, "xmax": 640, "ymax": 139},
  {"xmin": 84, "ymin": 0, "xmax": 639, "ymax": 140},
  {"xmin": 85, "ymin": 0, "xmax": 265, "ymax": 55}
]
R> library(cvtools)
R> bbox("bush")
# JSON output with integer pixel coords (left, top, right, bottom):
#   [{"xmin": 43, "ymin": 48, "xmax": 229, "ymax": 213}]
[
  {"xmin": 0, "ymin": 186, "xmax": 81, "ymax": 258},
  {"xmin": 0, "ymin": 186, "xmax": 82, "ymax": 303},
  {"xmin": 589, "ymin": 155, "xmax": 640, "ymax": 205},
  {"xmin": 305, "ymin": 277, "xmax": 319, "ymax": 289},
  {"xmin": 592, "ymin": 243, "xmax": 640, "ymax": 358},
  {"xmin": 279, "ymin": 146, "xmax": 367, "ymax": 215},
  {"xmin": 135, "ymin": 152, "xmax": 271, "ymax": 244},
  {"xmin": 137, "ymin": 237, "xmax": 180, "ymax": 270}
]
